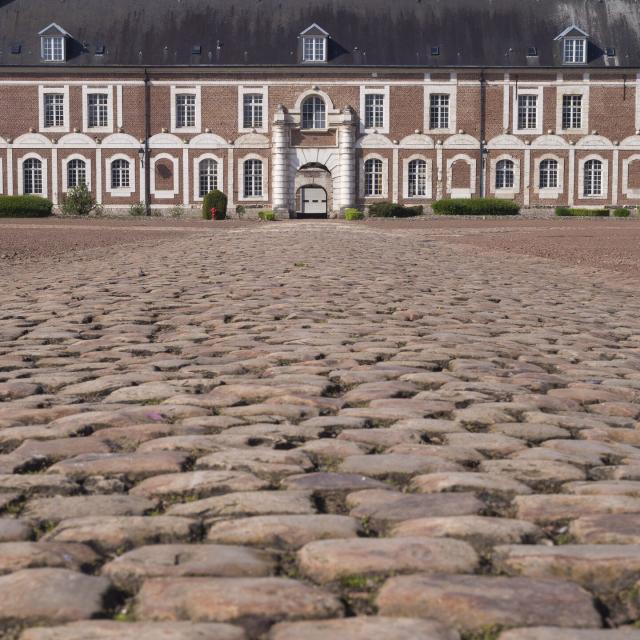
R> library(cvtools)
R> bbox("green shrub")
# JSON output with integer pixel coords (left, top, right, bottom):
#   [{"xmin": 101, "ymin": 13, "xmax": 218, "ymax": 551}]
[
  {"xmin": 613, "ymin": 208, "xmax": 631, "ymax": 218},
  {"xmin": 129, "ymin": 202, "xmax": 146, "ymax": 216},
  {"xmin": 202, "ymin": 190, "xmax": 228, "ymax": 220},
  {"xmin": 555, "ymin": 207, "xmax": 609, "ymax": 217},
  {"xmin": 367, "ymin": 202, "xmax": 424, "ymax": 218},
  {"xmin": 258, "ymin": 210, "xmax": 276, "ymax": 221},
  {"xmin": 344, "ymin": 208, "xmax": 364, "ymax": 220},
  {"xmin": 433, "ymin": 198, "xmax": 520, "ymax": 216},
  {"xmin": 0, "ymin": 195, "xmax": 53, "ymax": 218},
  {"xmin": 167, "ymin": 205, "xmax": 185, "ymax": 218},
  {"xmin": 236, "ymin": 205, "xmax": 246, "ymax": 218},
  {"xmin": 60, "ymin": 183, "xmax": 96, "ymax": 216}
]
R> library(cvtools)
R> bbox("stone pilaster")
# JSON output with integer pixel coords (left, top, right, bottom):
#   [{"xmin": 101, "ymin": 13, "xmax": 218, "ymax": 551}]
[
  {"xmin": 272, "ymin": 104, "xmax": 291, "ymax": 217},
  {"xmin": 337, "ymin": 106, "xmax": 356, "ymax": 213}
]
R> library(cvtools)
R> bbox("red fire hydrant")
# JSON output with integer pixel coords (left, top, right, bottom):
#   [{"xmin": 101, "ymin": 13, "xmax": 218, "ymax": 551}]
[{"xmin": 210, "ymin": 207, "xmax": 218, "ymax": 221}]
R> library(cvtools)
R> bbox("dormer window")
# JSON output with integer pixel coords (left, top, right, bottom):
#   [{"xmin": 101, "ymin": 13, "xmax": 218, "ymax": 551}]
[
  {"xmin": 38, "ymin": 23, "xmax": 71, "ymax": 62},
  {"xmin": 555, "ymin": 26, "xmax": 588, "ymax": 65},
  {"xmin": 300, "ymin": 24, "xmax": 329, "ymax": 63}
]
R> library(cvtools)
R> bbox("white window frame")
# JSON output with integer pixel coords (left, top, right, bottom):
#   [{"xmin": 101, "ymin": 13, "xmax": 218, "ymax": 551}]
[
  {"xmin": 534, "ymin": 154, "xmax": 564, "ymax": 199},
  {"xmin": 622, "ymin": 154, "xmax": 640, "ymax": 199},
  {"xmin": 579, "ymin": 155, "xmax": 608, "ymax": 200},
  {"xmin": 301, "ymin": 95, "xmax": 327, "ymax": 131},
  {"xmin": 563, "ymin": 38, "xmax": 587, "ymax": 64},
  {"xmin": 38, "ymin": 86, "xmax": 70, "ymax": 133},
  {"xmin": 238, "ymin": 86, "xmax": 268, "ymax": 133},
  {"xmin": 18, "ymin": 153, "xmax": 48, "ymax": 198},
  {"xmin": 193, "ymin": 153, "xmax": 225, "ymax": 201},
  {"xmin": 446, "ymin": 154, "xmax": 477, "ymax": 199},
  {"xmin": 302, "ymin": 36, "xmax": 327, "ymax": 63},
  {"xmin": 403, "ymin": 155, "xmax": 432, "ymax": 199},
  {"xmin": 360, "ymin": 153, "xmax": 389, "ymax": 199},
  {"xmin": 41, "ymin": 36, "xmax": 65, "ymax": 62},
  {"xmin": 425, "ymin": 84, "xmax": 456, "ymax": 134},
  {"xmin": 82, "ymin": 85, "xmax": 114, "ymax": 133},
  {"xmin": 556, "ymin": 86, "xmax": 589, "ymax": 135},
  {"xmin": 238, "ymin": 154, "xmax": 268, "ymax": 201},
  {"xmin": 170, "ymin": 86, "xmax": 201, "ymax": 134},
  {"xmin": 359, "ymin": 86, "xmax": 390, "ymax": 134},
  {"xmin": 490, "ymin": 154, "xmax": 520, "ymax": 197},
  {"xmin": 62, "ymin": 154, "xmax": 92, "ymax": 193},
  {"xmin": 513, "ymin": 86, "xmax": 543, "ymax": 135},
  {"xmin": 106, "ymin": 153, "xmax": 135, "ymax": 197},
  {"xmin": 150, "ymin": 153, "xmax": 179, "ymax": 199}
]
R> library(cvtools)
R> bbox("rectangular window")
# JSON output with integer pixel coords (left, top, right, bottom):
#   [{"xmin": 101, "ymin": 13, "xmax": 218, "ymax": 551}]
[
  {"xmin": 364, "ymin": 94, "xmax": 385, "ymax": 129},
  {"xmin": 243, "ymin": 94, "xmax": 263, "ymax": 129},
  {"xmin": 44, "ymin": 93, "xmax": 65, "ymax": 128},
  {"xmin": 562, "ymin": 95, "xmax": 582, "ymax": 130},
  {"xmin": 176, "ymin": 94, "xmax": 196, "ymax": 128},
  {"xmin": 42, "ymin": 36, "xmax": 64, "ymax": 62},
  {"xmin": 87, "ymin": 93, "xmax": 109, "ymax": 128},
  {"xmin": 564, "ymin": 38, "xmax": 586, "ymax": 64},
  {"xmin": 303, "ymin": 36, "xmax": 326, "ymax": 62},
  {"xmin": 244, "ymin": 159, "xmax": 263, "ymax": 197},
  {"xmin": 517, "ymin": 95, "xmax": 537, "ymax": 130},
  {"xmin": 429, "ymin": 94, "xmax": 450, "ymax": 129}
]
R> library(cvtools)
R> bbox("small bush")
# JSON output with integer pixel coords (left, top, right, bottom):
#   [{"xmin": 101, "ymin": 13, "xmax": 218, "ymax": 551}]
[
  {"xmin": 0, "ymin": 195, "xmax": 53, "ymax": 218},
  {"xmin": 167, "ymin": 205, "xmax": 185, "ymax": 218},
  {"xmin": 433, "ymin": 198, "xmax": 520, "ymax": 216},
  {"xmin": 202, "ymin": 190, "xmax": 228, "ymax": 220},
  {"xmin": 344, "ymin": 208, "xmax": 364, "ymax": 220},
  {"xmin": 236, "ymin": 205, "xmax": 246, "ymax": 218},
  {"xmin": 129, "ymin": 202, "xmax": 146, "ymax": 216},
  {"xmin": 60, "ymin": 183, "xmax": 96, "ymax": 216},
  {"xmin": 555, "ymin": 207, "xmax": 609, "ymax": 217},
  {"xmin": 368, "ymin": 202, "xmax": 424, "ymax": 218},
  {"xmin": 93, "ymin": 203, "xmax": 105, "ymax": 217},
  {"xmin": 613, "ymin": 208, "xmax": 631, "ymax": 218},
  {"xmin": 258, "ymin": 210, "xmax": 276, "ymax": 221}
]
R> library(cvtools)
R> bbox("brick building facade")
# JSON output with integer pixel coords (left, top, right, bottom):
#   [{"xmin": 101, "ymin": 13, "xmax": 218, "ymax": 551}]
[{"xmin": 1, "ymin": 0, "xmax": 640, "ymax": 216}]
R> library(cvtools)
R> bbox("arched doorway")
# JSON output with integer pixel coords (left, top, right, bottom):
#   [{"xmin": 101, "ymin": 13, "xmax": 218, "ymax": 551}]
[{"xmin": 295, "ymin": 163, "xmax": 332, "ymax": 218}]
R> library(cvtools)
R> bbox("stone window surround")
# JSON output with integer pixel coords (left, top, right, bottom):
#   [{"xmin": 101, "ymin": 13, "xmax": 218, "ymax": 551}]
[
  {"xmin": 424, "ymin": 83, "xmax": 457, "ymax": 134},
  {"xmin": 238, "ymin": 153, "xmax": 268, "ymax": 201},
  {"xmin": 556, "ymin": 85, "xmax": 589, "ymax": 135},
  {"xmin": 291, "ymin": 89, "xmax": 338, "ymax": 132},
  {"xmin": 533, "ymin": 153, "xmax": 564, "ymax": 199},
  {"xmin": 238, "ymin": 86, "xmax": 269, "ymax": 134},
  {"xmin": 170, "ymin": 85, "xmax": 202, "ymax": 134},
  {"xmin": 150, "ymin": 152, "xmax": 179, "ymax": 199},
  {"xmin": 38, "ymin": 85, "xmax": 70, "ymax": 133},
  {"xmin": 622, "ymin": 153, "xmax": 640, "ymax": 199},
  {"xmin": 513, "ymin": 85, "xmax": 543, "ymax": 135},
  {"xmin": 446, "ymin": 153, "xmax": 476, "ymax": 198},
  {"xmin": 359, "ymin": 85, "xmax": 390, "ymax": 134},
  {"xmin": 578, "ymin": 153, "xmax": 608, "ymax": 199},
  {"xmin": 193, "ymin": 152, "xmax": 225, "ymax": 202},
  {"xmin": 18, "ymin": 152, "xmax": 48, "ymax": 198},
  {"xmin": 490, "ymin": 153, "xmax": 520, "ymax": 197},
  {"xmin": 106, "ymin": 153, "xmax": 136, "ymax": 197},
  {"xmin": 402, "ymin": 154, "xmax": 433, "ymax": 199},
  {"xmin": 82, "ymin": 85, "xmax": 114, "ymax": 133},
  {"xmin": 359, "ymin": 152, "xmax": 389, "ymax": 199},
  {"xmin": 62, "ymin": 153, "xmax": 92, "ymax": 192}
]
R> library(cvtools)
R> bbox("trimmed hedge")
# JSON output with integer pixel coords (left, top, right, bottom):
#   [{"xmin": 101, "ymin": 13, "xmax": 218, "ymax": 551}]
[
  {"xmin": 613, "ymin": 208, "xmax": 631, "ymax": 218},
  {"xmin": 368, "ymin": 202, "xmax": 424, "ymax": 218},
  {"xmin": 0, "ymin": 195, "xmax": 53, "ymax": 217},
  {"xmin": 258, "ymin": 210, "xmax": 276, "ymax": 221},
  {"xmin": 555, "ymin": 207, "xmax": 609, "ymax": 217},
  {"xmin": 433, "ymin": 198, "xmax": 520, "ymax": 216},
  {"xmin": 344, "ymin": 208, "xmax": 364, "ymax": 220},
  {"xmin": 202, "ymin": 190, "xmax": 228, "ymax": 220}
]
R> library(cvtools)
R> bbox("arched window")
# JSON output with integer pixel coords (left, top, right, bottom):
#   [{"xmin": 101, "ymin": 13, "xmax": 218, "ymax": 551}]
[
  {"xmin": 364, "ymin": 158, "xmax": 383, "ymax": 197},
  {"xmin": 23, "ymin": 158, "xmax": 43, "ymax": 195},
  {"xmin": 301, "ymin": 96, "xmax": 326, "ymax": 129},
  {"xmin": 243, "ymin": 159, "xmax": 263, "ymax": 197},
  {"xmin": 408, "ymin": 159, "xmax": 427, "ymax": 197},
  {"xmin": 539, "ymin": 159, "xmax": 558, "ymax": 189},
  {"xmin": 111, "ymin": 159, "xmax": 130, "ymax": 189},
  {"xmin": 496, "ymin": 159, "xmax": 515, "ymax": 189},
  {"xmin": 67, "ymin": 159, "xmax": 87, "ymax": 190},
  {"xmin": 584, "ymin": 159, "xmax": 602, "ymax": 196},
  {"xmin": 199, "ymin": 159, "xmax": 218, "ymax": 197}
]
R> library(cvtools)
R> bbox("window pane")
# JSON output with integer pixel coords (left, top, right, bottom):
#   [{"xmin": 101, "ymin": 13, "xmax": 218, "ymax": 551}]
[
  {"xmin": 302, "ymin": 96, "xmax": 326, "ymax": 129},
  {"xmin": 562, "ymin": 95, "xmax": 582, "ymax": 129},
  {"xmin": 244, "ymin": 159, "xmax": 263, "ymax": 197},
  {"xmin": 517, "ymin": 95, "xmax": 537, "ymax": 129},
  {"xmin": 199, "ymin": 159, "xmax": 218, "ymax": 197},
  {"xmin": 44, "ymin": 93, "xmax": 64, "ymax": 128},
  {"xmin": 23, "ymin": 159, "xmax": 43, "ymax": 195},
  {"xmin": 67, "ymin": 159, "xmax": 87, "ymax": 189},
  {"xmin": 496, "ymin": 159, "xmax": 515, "ymax": 189},
  {"xmin": 364, "ymin": 158, "xmax": 383, "ymax": 196},
  {"xmin": 429, "ymin": 94, "xmax": 450, "ymax": 129},
  {"xmin": 111, "ymin": 159, "xmax": 130, "ymax": 189},
  {"xmin": 539, "ymin": 159, "xmax": 558, "ymax": 189},
  {"xmin": 88, "ymin": 93, "xmax": 109, "ymax": 128},
  {"xmin": 176, "ymin": 94, "xmax": 196, "ymax": 128},
  {"xmin": 584, "ymin": 159, "xmax": 602, "ymax": 196},
  {"xmin": 303, "ymin": 36, "xmax": 325, "ymax": 61},
  {"xmin": 243, "ymin": 94, "xmax": 263, "ymax": 129},
  {"xmin": 408, "ymin": 159, "xmax": 427, "ymax": 197},
  {"xmin": 364, "ymin": 94, "xmax": 385, "ymax": 129}
]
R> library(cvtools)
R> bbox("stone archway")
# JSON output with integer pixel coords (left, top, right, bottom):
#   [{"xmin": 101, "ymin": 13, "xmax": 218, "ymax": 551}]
[{"xmin": 295, "ymin": 162, "xmax": 333, "ymax": 218}]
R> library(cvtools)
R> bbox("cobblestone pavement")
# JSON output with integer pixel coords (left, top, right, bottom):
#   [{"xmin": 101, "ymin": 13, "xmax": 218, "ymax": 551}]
[{"xmin": 1, "ymin": 221, "xmax": 640, "ymax": 639}]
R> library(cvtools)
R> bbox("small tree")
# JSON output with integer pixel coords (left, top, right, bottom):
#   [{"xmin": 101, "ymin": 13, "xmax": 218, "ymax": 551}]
[
  {"xmin": 60, "ymin": 183, "xmax": 96, "ymax": 216},
  {"xmin": 202, "ymin": 190, "xmax": 228, "ymax": 220}
]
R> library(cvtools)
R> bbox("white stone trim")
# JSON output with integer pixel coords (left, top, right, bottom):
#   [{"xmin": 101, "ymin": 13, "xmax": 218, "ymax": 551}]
[
  {"xmin": 556, "ymin": 85, "xmax": 589, "ymax": 135},
  {"xmin": 359, "ymin": 85, "xmax": 390, "ymax": 134},
  {"xmin": 82, "ymin": 85, "xmax": 114, "ymax": 133},
  {"xmin": 150, "ymin": 153, "xmax": 179, "ymax": 199},
  {"xmin": 238, "ymin": 153, "xmax": 268, "ymax": 201},
  {"xmin": 513, "ymin": 86, "xmax": 543, "ymax": 135},
  {"xmin": 490, "ymin": 153, "xmax": 520, "ymax": 197},
  {"xmin": 0, "ymin": 158, "xmax": 4, "ymax": 194},
  {"xmin": 193, "ymin": 152, "xmax": 225, "ymax": 202},
  {"xmin": 106, "ymin": 153, "xmax": 136, "ymax": 197},
  {"xmin": 402, "ymin": 154, "xmax": 433, "ymax": 199},
  {"xmin": 503, "ymin": 74, "xmax": 510, "ymax": 130},
  {"xmin": 293, "ymin": 89, "xmax": 336, "ymax": 113},
  {"xmin": 622, "ymin": 153, "xmax": 640, "ymax": 199},
  {"xmin": 578, "ymin": 153, "xmax": 608, "ymax": 200},
  {"xmin": 170, "ymin": 86, "xmax": 202, "ymax": 134},
  {"xmin": 533, "ymin": 153, "xmax": 564, "ymax": 199},
  {"xmin": 38, "ymin": 85, "xmax": 70, "ymax": 133},
  {"xmin": 18, "ymin": 152, "xmax": 48, "ymax": 198},
  {"xmin": 238, "ymin": 86, "xmax": 269, "ymax": 133},
  {"xmin": 61, "ymin": 153, "xmax": 92, "ymax": 193},
  {"xmin": 424, "ymin": 83, "xmax": 457, "ymax": 134},
  {"xmin": 360, "ymin": 152, "xmax": 389, "ymax": 199},
  {"xmin": 446, "ymin": 153, "xmax": 476, "ymax": 198},
  {"xmin": 116, "ymin": 84, "xmax": 124, "ymax": 129}
]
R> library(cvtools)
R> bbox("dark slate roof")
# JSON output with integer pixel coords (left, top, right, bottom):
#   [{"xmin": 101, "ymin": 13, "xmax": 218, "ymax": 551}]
[{"xmin": 1, "ymin": 0, "xmax": 639, "ymax": 68}]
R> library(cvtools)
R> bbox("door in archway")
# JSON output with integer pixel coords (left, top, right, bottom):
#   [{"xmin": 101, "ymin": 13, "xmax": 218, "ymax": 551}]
[{"xmin": 300, "ymin": 186, "xmax": 328, "ymax": 217}]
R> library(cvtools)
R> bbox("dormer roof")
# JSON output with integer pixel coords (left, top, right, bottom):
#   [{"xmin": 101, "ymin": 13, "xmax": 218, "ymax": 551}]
[
  {"xmin": 300, "ymin": 23, "xmax": 329, "ymax": 37},
  {"xmin": 554, "ymin": 25, "xmax": 589, "ymax": 40}
]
